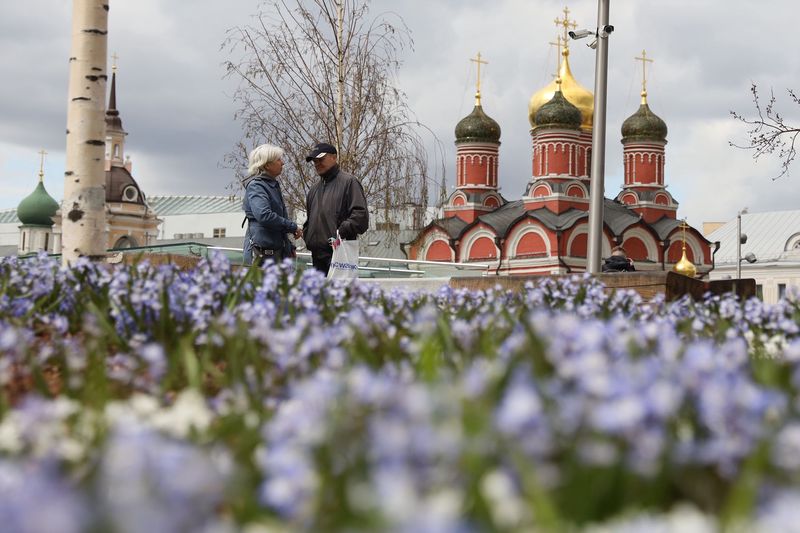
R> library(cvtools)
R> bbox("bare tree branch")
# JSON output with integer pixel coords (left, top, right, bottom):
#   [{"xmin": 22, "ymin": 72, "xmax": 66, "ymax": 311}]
[
  {"xmin": 730, "ymin": 83, "xmax": 800, "ymax": 180},
  {"xmin": 222, "ymin": 0, "xmax": 443, "ymax": 227}
]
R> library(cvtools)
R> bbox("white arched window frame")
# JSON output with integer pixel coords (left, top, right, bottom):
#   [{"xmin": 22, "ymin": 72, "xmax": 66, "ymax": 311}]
[
  {"xmin": 505, "ymin": 221, "xmax": 552, "ymax": 258},
  {"xmin": 668, "ymin": 232, "xmax": 705, "ymax": 263},
  {"xmin": 620, "ymin": 191, "xmax": 639, "ymax": 205},
  {"xmin": 459, "ymin": 227, "xmax": 499, "ymax": 263},
  {"xmin": 421, "ymin": 230, "xmax": 454, "ymax": 262},
  {"xmin": 566, "ymin": 182, "xmax": 589, "ymax": 198},
  {"xmin": 530, "ymin": 183, "xmax": 552, "ymax": 198},
  {"xmin": 450, "ymin": 192, "xmax": 467, "ymax": 206},
  {"xmin": 785, "ymin": 232, "xmax": 800, "ymax": 251},
  {"xmin": 621, "ymin": 226, "xmax": 659, "ymax": 261},
  {"xmin": 566, "ymin": 223, "xmax": 612, "ymax": 258}
]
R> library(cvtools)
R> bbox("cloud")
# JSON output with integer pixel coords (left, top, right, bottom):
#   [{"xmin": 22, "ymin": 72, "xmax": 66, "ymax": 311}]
[{"xmin": 1, "ymin": 0, "xmax": 798, "ymax": 236}]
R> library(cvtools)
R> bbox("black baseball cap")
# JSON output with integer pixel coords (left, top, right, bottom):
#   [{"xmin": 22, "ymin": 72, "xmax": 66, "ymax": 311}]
[{"xmin": 305, "ymin": 143, "xmax": 337, "ymax": 162}]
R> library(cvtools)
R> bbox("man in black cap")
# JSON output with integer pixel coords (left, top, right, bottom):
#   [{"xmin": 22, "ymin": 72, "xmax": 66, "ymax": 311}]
[{"xmin": 303, "ymin": 142, "xmax": 369, "ymax": 275}]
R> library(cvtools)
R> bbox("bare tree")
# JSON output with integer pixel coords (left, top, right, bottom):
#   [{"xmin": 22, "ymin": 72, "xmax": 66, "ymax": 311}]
[
  {"xmin": 62, "ymin": 0, "xmax": 109, "ymax": 264},
  {"xmin": 731, "ymin": 83, "xmax": 800, "ymax": 179},
  {"xmin": 222, "ymin": 0, "xmax": 443, "ymax": 221}
]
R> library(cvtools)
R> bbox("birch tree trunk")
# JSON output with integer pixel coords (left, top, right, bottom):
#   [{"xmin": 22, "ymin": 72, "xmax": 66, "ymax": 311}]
[
  {"xmin": 335, "ymin": 0, "xmax": 344, "ymax": 156},
  {"xmin": 62, "ymin": 0, "xmax": 109, "ymax": 265}
]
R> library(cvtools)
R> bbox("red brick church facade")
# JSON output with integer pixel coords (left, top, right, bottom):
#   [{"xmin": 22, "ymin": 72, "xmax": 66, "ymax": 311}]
[{"xmin": 407, "ymin": 43, "xmax": 712, "ymax": 276}]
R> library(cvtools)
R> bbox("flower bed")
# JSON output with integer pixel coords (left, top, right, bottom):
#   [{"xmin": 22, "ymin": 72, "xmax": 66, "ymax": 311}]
[{"xmin": 1, "ymin": 253, "xmax": 800, "ymax": 531}]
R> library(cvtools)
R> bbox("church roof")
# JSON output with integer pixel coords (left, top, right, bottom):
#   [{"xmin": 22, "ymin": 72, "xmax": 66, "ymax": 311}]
[
  {"xmin": 106, "ymin": 166, "xmax": 145, "ymax": 205},
  {"xmin": 17, "ymin": 181, "xmax": 59, "ymax": 226},
  {"xmin": 527, "ymin": 207, "xmax": 586, "ymax": 230},
  {"xmin": 650, "ymin": 217, "xmax": 684, "ymax": 241},
  {"xmin": 106, "ymin": 71, "xmax": 125, "ymax": 132},
  {"xmin": 0, "ymin": 208, "xmax": 20, "ymax": 224},
  {"xmin": 455, "ymin": 101, "xmax": 501, "ymax": 144},
  {"xmin": 148, "ymin": 195, "xmax": 243, "ymax": 215},
  {"xmin": 708, "ymin": 209, "xmax": 800, "ymax": 265},
  {"xmin": 534, "ymin": 88, "xmax": 582, "ymax": 130},
  {"xmin": 529, "ymin": 51, "xmax": 593, "ymax": 130},
  {"xmin": 621, "ymin": 101, "xmax": 667, "ymax": 143},
  {"xmin": 603, "ymin": 198, "xmax": 644, "ymax": 235},
  {"xmin": 434, "ymin": 197, "xmax": 705, "ymax": 245},
  {"xmin": 476, "ymin": 200, "xmax": 527, "ymax": 234}
]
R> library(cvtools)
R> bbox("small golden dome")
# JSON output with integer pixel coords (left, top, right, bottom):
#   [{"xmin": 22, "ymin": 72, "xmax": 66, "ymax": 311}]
[
  {"xmin": 529, "ymin": 50, "xmax": 594, "ymax": 130},
  {"xmin": 673, "ymin": 249, "xmax": 697, "ymax": 278}
]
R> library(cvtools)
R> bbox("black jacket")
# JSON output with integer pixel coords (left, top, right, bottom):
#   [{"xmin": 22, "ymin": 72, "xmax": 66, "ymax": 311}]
[
  {"xmin": 602, "ymin": 255, "xmax": 636, "ymax": 272},
  {"xmin": 303, "ymin": 166, "xmax": 369, "ymax": 257},
  {"xmin": 242, "ymin": 174, "xmax": 297, "ymax": 263}
]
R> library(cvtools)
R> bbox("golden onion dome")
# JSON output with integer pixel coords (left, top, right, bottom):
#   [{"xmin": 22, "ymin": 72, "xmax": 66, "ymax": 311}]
[
  {"xmin": 529, "ymin": 50, "xmax": 594, "ymax": 130},
  {"xmin": 673, "ymin": 249, "xmax": 697, "ymax": 278}
]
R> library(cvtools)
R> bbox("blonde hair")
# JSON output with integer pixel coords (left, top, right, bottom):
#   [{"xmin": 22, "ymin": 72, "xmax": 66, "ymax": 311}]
[{"xmin": 247, "ymin": 144, "xmax": 284, "ymax": 176}]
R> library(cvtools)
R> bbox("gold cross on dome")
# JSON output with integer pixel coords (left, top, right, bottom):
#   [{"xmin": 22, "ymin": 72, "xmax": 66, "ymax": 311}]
[
  {"xmin": 554, "ymin": 6, "xmax": 578, "ymax": 50},
  {"xmin": 470, "ymin": 52, "xmax": 488, "ymax": 96},
  {"xmin": 679, "ymin": 219, "xmax": 690, "ymax": 248},
  {"xmin": 548, "ymin": 35, "xmax": 565, "ymax": 81},
  {"xmin": 549, "ymin": 35, "xmax": 563, "ymax": 63},
  {"xmin": 635, "ymin": 49, "xmax": 654, "ymax": 99},
  {"xmin": 111, "ymin": 52, "xmax": 119, "ymax": 73},
  {"xmin": 37, "ymin": 149, "xmax": 47, "ymax": 181}
]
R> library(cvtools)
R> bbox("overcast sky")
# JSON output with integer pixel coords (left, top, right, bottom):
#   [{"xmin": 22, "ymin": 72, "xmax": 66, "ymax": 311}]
[{"xmin": 1, "ymin": 0, "xmax": 798, "ymax": 229}]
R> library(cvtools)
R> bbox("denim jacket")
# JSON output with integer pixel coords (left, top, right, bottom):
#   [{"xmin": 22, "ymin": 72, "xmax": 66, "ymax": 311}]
[{"xmin": 242, "ymin": 174, "xmax": 297, "ymax": 264}]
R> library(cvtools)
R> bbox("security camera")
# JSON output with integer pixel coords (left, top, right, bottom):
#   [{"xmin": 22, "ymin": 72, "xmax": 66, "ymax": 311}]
[
  {"xmin": 587, "ymin": 38, "xmax": 598, "ymax": 49},
  {"xmin": 740, "ymin": 233, "xmax": 748, "ymax": 245},
  {"xmin": 744, "ymin": 252, "xmax": 757, "ymax": 264},
  {"xmin": 568, "ymin": 29, "xmax": 594, "ymax": 40},
  {"xmin": 601, "ymin": 25, "xmax": 614, "ymax": 35}
]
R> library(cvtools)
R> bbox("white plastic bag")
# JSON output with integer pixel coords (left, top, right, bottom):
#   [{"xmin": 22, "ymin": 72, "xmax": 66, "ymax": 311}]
[{"xmin": 327, "ymin": 231, "xmax": 359, "ymax": 280}]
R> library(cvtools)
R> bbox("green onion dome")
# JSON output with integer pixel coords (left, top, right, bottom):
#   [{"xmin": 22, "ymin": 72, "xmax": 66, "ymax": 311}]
[
  {"xmin": 621, "ymin": 99, "xmax": 667, "ymax": 142},
  {"xmin": 17, "ymin": 181, "xmax": 59, "ymax": 226},
  {"xmin": 455, "ymin": 94, "xmax": 501, "ymax": 144},
  {"xmin": 534, "ymin": 85, "xmax": 582, "ymax": 130}
]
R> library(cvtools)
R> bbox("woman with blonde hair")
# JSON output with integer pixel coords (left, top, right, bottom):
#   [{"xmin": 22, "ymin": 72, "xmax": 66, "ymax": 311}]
[{"xmin": 241, "ymin": 144, "xmax": 302, "ymax": 265}]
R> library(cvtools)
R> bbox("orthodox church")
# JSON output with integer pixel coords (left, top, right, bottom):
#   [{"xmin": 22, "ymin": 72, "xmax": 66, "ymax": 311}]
[
  {"xmin": 407, "ymin": 12, "xmax": 712, "ymax": 277},
  {"xmin": 15, "ymin": 151, "xmax": 60, "ymax": 255},
  {"xmin": 13, "ymin": 65, "xmax": 160, "ymax": 255}
]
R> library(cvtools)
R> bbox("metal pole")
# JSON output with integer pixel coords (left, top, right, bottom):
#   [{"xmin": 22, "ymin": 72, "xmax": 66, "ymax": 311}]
[
  {"xmin": 586, "ymin": 0, "xmax": 611, "ymax": 273},
  {"xmin": 736, "ymin": 211, "xmax": 742, "ymax": 279}
]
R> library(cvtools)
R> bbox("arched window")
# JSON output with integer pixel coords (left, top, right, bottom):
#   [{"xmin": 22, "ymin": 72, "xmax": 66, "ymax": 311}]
[
  {"xmin": 425, "ymin": 240, "xmax": 451, "ymax": 262},
  {"xmin": 113, "ymin": 236, "xmax": 138, "ymax": 249},
  {"xmin": 468, "ymin": 236, "xmax": 497, "ymax": 260}
]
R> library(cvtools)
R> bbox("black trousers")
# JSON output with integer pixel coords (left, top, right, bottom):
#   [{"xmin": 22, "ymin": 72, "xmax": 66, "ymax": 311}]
[{"xmin": 312, "ymin": 254, "xmax": 331, "ymax": 276}]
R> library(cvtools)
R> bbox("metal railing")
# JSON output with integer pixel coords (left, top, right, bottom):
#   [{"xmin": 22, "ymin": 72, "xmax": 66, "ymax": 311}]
[
  {"xmin": 22, "ymin": 242, "xmax": 493, "ymax": 278},
  {"xmin": 207, "ymin": 247, "xmax": 492, "ymax": 278}
]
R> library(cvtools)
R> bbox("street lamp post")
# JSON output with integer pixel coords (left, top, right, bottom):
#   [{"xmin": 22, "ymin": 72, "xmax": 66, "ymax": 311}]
[
  {"xmin": 586, "ymin": 0, "xmax": 611, "ymax": 274},
  {"xmin": 736, "ymin": 208, "xmax": 748, "ymax": 279}
]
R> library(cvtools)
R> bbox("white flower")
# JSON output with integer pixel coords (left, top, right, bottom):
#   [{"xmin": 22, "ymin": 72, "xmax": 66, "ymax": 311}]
[
  {"xmin": 128, "ymin": 393, "xmax": 160, "ymax": 417},
  {"xmin": 0, "ymin": 416, "xmax": 23, "ymax": 453},
  {"xmin": 481, "ymin": 470, "xmax": 526, "ymax": 528},
  {"xmin": 150, "ymin": 389, "xmax": 213, "ymax": 438}
]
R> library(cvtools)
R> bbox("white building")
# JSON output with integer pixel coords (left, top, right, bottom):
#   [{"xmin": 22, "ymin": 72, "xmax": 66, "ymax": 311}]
[
  {"xmin": 148, "ymin": 195, "xmax": 245, "ymax": 240},
  {"xmin": 1, "ymin": 195, "xmax": 440, "ymax": 259},
  {"xmin": 707, "ymin": 209, "xmax": 800, "ymax": 303},
  {"xmin": 0, "ymin": 209, "xmax": 18, "ymax": 247}
]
